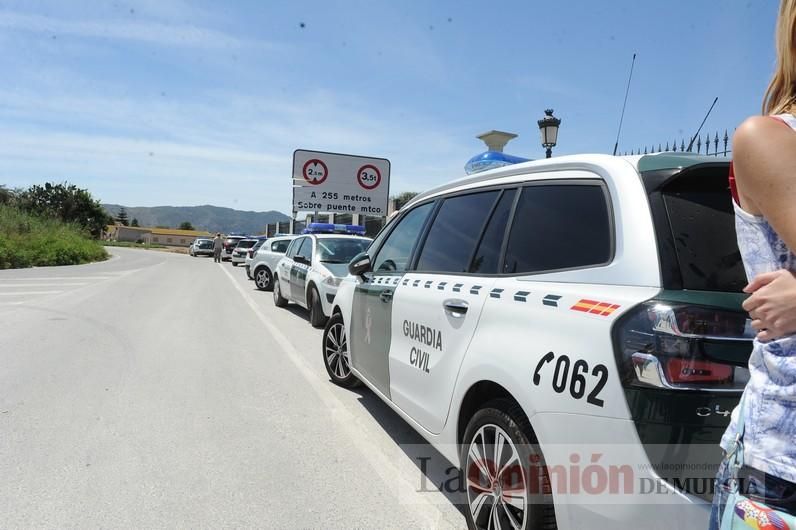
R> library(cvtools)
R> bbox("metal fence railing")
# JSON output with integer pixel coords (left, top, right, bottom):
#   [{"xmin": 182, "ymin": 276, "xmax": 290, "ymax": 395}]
[{"xmin": 622, "ymin": 129, "xmax": 732, "ymax": 157}]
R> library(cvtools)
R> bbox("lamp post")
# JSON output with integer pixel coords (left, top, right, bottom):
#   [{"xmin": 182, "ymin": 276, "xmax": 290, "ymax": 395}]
[{"xmin": 537, "ymin": 109, "xmax": 561, "ymax": 158}]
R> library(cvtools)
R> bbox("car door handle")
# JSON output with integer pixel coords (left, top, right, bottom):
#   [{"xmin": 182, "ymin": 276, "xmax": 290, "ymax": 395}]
[
  {"xmin": 443, "ymin": 299, "xmax": 469, "ymax": 317},
  {"xmin": 379, "ymin": 290, "xmax": 394, "ymax": 303}
]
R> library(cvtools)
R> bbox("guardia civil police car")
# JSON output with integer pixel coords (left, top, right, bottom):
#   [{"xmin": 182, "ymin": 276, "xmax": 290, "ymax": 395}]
[
  {"xmin": 322, "ymin": 153, "xmax": 751, "ymax": 530},
  {"xmin": 272, "ymin": 224, "xmax": 372, "ymax": 327}
]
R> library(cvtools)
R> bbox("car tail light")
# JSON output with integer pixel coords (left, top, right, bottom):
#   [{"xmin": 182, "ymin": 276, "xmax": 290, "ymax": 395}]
[
  {"xmin": 613, "ymin": 299, "xmax": 753, "ymax": 392},
  {"xmin": 248, "ymin": 250, "xmax": 255, "ymax": 258}
]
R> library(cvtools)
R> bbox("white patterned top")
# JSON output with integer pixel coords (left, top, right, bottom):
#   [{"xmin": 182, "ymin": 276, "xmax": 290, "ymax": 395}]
[{"xmin": 720, "ymin": 113, "xmax": 796, "ymax": 482}]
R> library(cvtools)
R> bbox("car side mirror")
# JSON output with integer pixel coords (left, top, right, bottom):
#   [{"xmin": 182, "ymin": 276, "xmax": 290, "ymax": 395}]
[{"xmin": 348, "ymin": 252, "xmax": 372, "ymax": 277}]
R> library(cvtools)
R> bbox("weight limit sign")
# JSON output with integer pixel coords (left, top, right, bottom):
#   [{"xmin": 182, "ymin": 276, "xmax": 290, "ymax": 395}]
[{"xmin": 357, "ymin": 164, "xmax": 381, "ymax": 190}]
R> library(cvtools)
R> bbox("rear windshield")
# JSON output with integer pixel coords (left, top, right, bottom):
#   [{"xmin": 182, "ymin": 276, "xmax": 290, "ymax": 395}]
[
  {"xmin": 317, "ymin": 238, "xmax": 371, "ymax": 263},
  {"xmin": 197, "ymin": 241, "xmax": 213, "ymax": 249},
  {"xmin": 236, "ymin": 240, "xmax": 257, "ymax": 249},
  {"xmin": 652, "ymin": 166, "xmax": 746, "ymax": 292}
]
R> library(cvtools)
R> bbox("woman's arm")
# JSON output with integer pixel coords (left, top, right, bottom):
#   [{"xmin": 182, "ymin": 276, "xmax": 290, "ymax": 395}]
[
  {"xmin": 733, "ymin": 116, "xmax": 796, "ymax": 249},
  {"xmin": 735, "ymin": 116, "xmax": 796, "ymax": 339}
]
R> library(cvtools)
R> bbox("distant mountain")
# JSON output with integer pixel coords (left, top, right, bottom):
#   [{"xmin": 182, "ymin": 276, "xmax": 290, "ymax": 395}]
[{"xmin": 103, "ymin": 204, "xmax": 290, "ymax": 234}]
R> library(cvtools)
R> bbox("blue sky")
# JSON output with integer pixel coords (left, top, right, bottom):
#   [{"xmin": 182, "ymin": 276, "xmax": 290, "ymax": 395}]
[{"xmin": 0, "ymin": 0, "xmax": 779, "ymax": 214}]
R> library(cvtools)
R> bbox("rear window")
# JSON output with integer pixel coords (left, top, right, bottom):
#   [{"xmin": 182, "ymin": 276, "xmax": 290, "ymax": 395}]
[
  {"xmin": 271, "ymin": 239, "xmax": 291, "ymax": 253},
  {"xmin": 317, "ymin": 238, "xmax": 371, "ymax": 263},
  {"xmin": 657, "ymin": 168, "xmax": 746, "ymax": 292},
  {"xmin": 198, "ymin": 241, "xmax": 213, "ymax": 249},
  {"xmin": 236, "ymin": 240, "xmax": 257, "ymax": 249}
]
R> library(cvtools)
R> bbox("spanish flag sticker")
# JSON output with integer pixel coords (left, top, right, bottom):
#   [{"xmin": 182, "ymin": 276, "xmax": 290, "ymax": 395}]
[{"xmin": 571, "ymin": 299, "xmax": 621, "ymax": 316}]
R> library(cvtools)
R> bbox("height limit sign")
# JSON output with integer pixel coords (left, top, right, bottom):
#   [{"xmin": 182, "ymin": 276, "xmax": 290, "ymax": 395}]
[{"xmin": 292, "ymin": 149, "xmax": 390, "ymax": 216}]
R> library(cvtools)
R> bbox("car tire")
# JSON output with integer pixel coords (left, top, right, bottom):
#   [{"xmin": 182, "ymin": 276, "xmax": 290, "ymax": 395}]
[
  {"xmin": 460, "ymin": 399, "xmax": 554, "ymax": 530},
  {"xmin": 254, "ymin": 267, "xmax": 273, "ymax": 291},
  {"xmin": 308, "ymin": 285, "xmax": 327, "ymax": 328},
  {"xmin": 322, "ymin": 312, "xmax": 360, "ymax": 388},
  {"xmin": 232, "ymin": 262, "xmax": 238, "ymax": 267},
  {"xmin": 273, "ymin": 274, "xmax": 288, "ymax": 307}
]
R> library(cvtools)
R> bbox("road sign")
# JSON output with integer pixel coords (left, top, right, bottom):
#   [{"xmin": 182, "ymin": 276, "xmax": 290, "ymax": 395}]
[
  {"xmin": 292, "ymin": 149, "xmax": 390, "ymax": 217},
  {"xmin": 302, "ymin": 159, "xmax": 328, "ymax": 185},
  {"xmin": 356, "ymin": 164, "xmax": 381, "ymax": 190}
]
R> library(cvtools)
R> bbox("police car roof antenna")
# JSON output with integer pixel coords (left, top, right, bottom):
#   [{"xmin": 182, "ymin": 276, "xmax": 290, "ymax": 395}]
[
  {"xmin": 686, "ymin": 96, "xmax": 719, "ymax": 152},
  {"xmin": 612, "ymin": 53, "xmax": 636, "ymax": 156}
]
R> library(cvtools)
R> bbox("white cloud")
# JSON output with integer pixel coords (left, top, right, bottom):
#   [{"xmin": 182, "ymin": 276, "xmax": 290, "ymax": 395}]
[
  {"xmin": 0, "ymin": 10, "xmax": 270, "ymax": 49},
  {"xmin": 0, "ymin": 84, "xmax": 474, "ymax": 212}
]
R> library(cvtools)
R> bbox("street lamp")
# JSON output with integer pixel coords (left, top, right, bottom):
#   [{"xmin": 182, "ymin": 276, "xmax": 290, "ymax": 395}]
[{"xmin": 537, "ymin": 108, "xmax": 561, "ymax": 158}]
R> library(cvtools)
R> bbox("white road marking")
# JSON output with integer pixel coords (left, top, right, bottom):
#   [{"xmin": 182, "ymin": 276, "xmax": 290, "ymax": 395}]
[
  {"xmin": 0, "ymin": 283, "xmax": 88, "ymax": 288},
  {"xmin": 218, "ymin": 263, "xmax": 455, "ymax": 528},
  {"xmin": 0, "ymin": 277, "xmax": 113, "ymax": 281},
  {"xmin": 0, "ymin": 291, "xmax": 62, "ymax": 296}
]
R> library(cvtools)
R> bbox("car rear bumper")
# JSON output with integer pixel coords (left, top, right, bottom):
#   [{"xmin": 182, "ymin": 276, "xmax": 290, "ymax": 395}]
[{"xmin": 527, "ymin": 412, "xmax": 714, "ymax": 530}]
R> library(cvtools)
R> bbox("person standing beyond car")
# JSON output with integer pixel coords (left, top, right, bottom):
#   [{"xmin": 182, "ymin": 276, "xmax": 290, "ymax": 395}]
[
  {"xmin": 212, "ymin": 233, "xmax": 223, "ymax": 263},
  {"xmin": 710, "ymin": 1, "xmax": 796, "ymax": 527}
]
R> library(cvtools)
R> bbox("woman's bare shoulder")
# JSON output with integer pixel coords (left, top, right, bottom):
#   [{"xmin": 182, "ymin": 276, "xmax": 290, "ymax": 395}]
[{"xmin": 734, "ymin": 115, "xmax": 796, "ymax": 159}]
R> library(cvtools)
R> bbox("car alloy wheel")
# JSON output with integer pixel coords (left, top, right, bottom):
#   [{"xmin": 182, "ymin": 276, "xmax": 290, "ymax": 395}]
[
  {"xmin": 273, "ymin": 275, "xmax": 288, "ymax": 307},
  {"xmin": 466, "ymin": 423, "xmax": 528, "ymax": 530},
  {"xmin": 322, "ymin": 313, "xmax": 359, "ymax": 387},
  {"xmin": 325, "ymin": 320, "xmax": 350, "ymax": 379},
  {"xmin": 255, "ymin": 268, "xmax": 271, "ymax": 290}
]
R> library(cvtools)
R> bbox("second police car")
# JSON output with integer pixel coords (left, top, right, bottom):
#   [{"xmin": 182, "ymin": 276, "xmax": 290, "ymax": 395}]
[
  {"xmin": 322, "ymin": 153, "xmax": 750, "ymax": 530},
  {"xmin": 272, "ymin": 224, "xmax": 372, "ymax": 327}
]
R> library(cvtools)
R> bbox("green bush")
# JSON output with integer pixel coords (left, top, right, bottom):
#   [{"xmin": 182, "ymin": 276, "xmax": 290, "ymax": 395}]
[{"xmin": 0, "ymin": 205, "xmax": 108, "ymax": 269}]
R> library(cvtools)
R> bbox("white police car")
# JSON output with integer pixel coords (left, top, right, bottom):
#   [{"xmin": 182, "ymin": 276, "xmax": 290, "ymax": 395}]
[
  {"xmin": 322, "ymin": 153, "xmax": 750, "ymax": 530},
  {"xmin": 273, "ymin": 224, "xmax": 372, "ymax": 327}
]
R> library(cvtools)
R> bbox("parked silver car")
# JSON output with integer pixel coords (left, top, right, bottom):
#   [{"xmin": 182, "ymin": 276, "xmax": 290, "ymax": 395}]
[
  {"xmin": 244, "ymin": 239, "xmax": 267, "ymax": 278},
  {"xmin": 231, "ymin": 238, "xmax": 259, "ymax": 267},
  {"xmin": 189, "ymin": 238, "xmax": 213, "ymax": 257},
  {"xmin": 248, "ymin": 235, "xmax": 297, "ymax": 290}
]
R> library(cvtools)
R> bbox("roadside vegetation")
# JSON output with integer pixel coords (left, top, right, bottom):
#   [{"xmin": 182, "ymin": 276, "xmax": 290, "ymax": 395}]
[{"xmin": 0, "ymin": 183, "xmax": 109, "ymax": 269}]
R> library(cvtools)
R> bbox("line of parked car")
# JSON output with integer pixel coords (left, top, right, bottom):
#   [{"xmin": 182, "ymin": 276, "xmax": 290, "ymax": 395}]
[
  {"xmin": 190, "ymin": 225, "xmax": 373, "ymax": 328},
  {"xmin": 188, "ymin": 152, "xmax": 748, "ymax": 530}
]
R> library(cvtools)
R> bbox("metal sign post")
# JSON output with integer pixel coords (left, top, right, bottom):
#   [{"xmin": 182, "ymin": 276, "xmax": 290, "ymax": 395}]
[{"xmin": 292, "ymin": 149, "xmax": 391, "ymax": 218}]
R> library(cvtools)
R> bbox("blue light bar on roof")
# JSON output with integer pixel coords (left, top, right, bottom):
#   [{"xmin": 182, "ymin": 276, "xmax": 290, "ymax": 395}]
[
  {"xmin": 303, "ymin": 223, "xmax": 366, "ymax": 235},
  {"xmin": 465, "ymin": 151, "xmax": 531, "ymax": 175}
]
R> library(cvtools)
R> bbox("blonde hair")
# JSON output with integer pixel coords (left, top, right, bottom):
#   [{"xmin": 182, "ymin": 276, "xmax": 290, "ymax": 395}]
[{"xmin": 764, "ymin": 0, "xmax": 796, "ymax": 114}]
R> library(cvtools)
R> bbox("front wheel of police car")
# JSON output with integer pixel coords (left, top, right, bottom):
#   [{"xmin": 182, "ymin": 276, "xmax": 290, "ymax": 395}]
[
  {"xmin": 273, "ymin": 274, "xmax": 288, "ymax": 307},
  {"xmin": 461, "ymin": 399, "xmax": 554, "ymax": 530},
  {"xmin": 308, "ymin": 285, "xmax": 327, "ymax": 328},
  {"xmin": 322, "ymin": 313, "xmax": 360, "ymax": 388}
]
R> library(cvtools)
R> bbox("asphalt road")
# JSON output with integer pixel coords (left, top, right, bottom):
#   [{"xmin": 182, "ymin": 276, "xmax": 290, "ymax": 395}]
[{"xmin": 0, "ymin": 248, "xmax": 466, "ymax": 528}]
